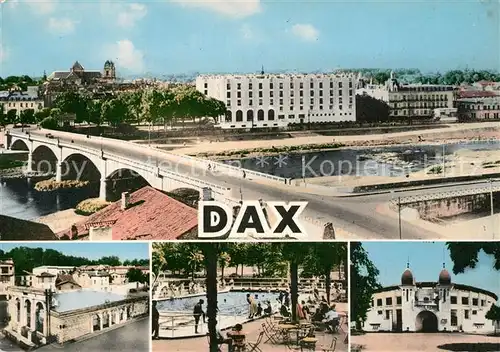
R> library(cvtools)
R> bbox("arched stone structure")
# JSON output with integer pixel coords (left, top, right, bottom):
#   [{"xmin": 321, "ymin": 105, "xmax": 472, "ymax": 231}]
[
  {"xmin": 61, "ymin": 153, "xmax": 101, "ymax": 182},
  {"xmin": 268, "ymin": 109, "xmax": 275, "ymax": 120},
  {"xmin": 25, "ymin": 300, "xmax": 32, "ymax": 328},
  {"xmin": 247, "ymin": 110, "xmax": 254, "ymax": 122},
  {"xmin": 415, "ymin": 310, "xmax": 438, "ymax": 332},
  {"xmin": 258, "ymin": 109, "xmax": 264, "ymax": 121},
  {"xmin": 31, "ymin": 145, "xmax": 58, "ymax": 175},
  {"xmin": 10, "ymin": 139, "xmax": 29, "ymax": 151},
  {"xmin": 92, "ymin": 314, "xmax": 101, "ymax": 332},
  {"xmin": 35, "ymin": 302, "xmax": 44, "ymax": 334},
  {"xmin": 225, "ymin": 111, "xmax": 232, "ymax": 122}
]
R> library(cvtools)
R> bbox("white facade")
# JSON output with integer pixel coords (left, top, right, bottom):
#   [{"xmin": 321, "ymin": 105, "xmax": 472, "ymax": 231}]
[
  {"xmin": 32, "ymin": 266, "xmax": 75, "ymax": 277},
  {"xmin": 0, "ymin": 259, "xmax": 15, "ymax": 295},
  {"xmin": 363, "ymin": 266, "xmax": 498, "ymax": 335},
  {"xmin": 356, "ymin": 84, "xmax": 389, "ymax": 102},
  {"xmin": 0, "ymin": 87, "xmax": 45, "ymax": 117},
  {"xmin": 196, "ymin": 73, "xmax": 357, "ymax": 129}
]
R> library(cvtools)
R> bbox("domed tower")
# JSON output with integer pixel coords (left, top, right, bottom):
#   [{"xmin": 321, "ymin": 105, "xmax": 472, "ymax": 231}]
[
  {"xmin": 438, "ymin": 265, "xmax": 451, "ymax": 286},
  {"xmin": 103, "ymin": 60, "xmax": 116, "ymax": 80},
  {"xmin": 400, "ymin": 261, "xmax": 416, "ymax": 331},
  {"xmin": 437, "ymin": 263, "xmax": 452, "ymax": 331}
]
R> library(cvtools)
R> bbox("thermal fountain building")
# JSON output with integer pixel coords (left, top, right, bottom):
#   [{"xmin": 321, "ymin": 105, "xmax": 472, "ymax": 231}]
[{"xmin": 362, "ymin": 264, "xmax": 498, "ymax": 334}]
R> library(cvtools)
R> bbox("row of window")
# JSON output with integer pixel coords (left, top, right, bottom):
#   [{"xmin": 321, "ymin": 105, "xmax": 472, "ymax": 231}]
[
  {"xmin": 221, "ymin": 89, "xmax": 354, "ymax": 99},
  {"xmin": 227, "ymin": 97, "xmax": 353, "ymax": 107},
  {"xmin": 204, "ymin": 80, "xmax": 354, "ymax": 91},
  {"xmin": 228, "ymin": 102, "xmax": 353, "ymax": 112},
  {"xmin": 391, "ymin": 102, "xmax": 451, "ymax": 109},
  {"xmin": 390, "ymin": 94, "xmax": 450, "ymax": 101},
  {"xmin": 5, "ymin": 102, "xmax": 43, "ymax": 108},
  {"xmin": 376, "ymin": 309, "xmax": 478, "ymax": 323},
  {"xmin": 463, "ymin": 104, "xmax": 500, "ymax": 110},
  {"xmin": 373, "ymin": 296, "xmax": 488, "ymax": 307}
]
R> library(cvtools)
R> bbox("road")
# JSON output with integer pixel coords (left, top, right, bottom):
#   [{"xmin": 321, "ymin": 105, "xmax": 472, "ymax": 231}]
[
  {"xmin": 14, "ymin": 128, "xmax": 496, "ymax": 239},
  {"xmin": 37, "ymin": 318, "xmax": 149, "ymax": 352}
]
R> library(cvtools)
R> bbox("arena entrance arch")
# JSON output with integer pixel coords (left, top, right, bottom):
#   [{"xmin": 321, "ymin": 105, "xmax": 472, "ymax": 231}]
[{"xmin": 415, "ymin": 310, "xmax": 438, "ymax": 332}]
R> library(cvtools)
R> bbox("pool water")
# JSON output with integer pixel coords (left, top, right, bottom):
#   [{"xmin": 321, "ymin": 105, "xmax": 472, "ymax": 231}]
[{"xmin": 157, "ymin": 291, "xmax": 281, "ymax": 317}]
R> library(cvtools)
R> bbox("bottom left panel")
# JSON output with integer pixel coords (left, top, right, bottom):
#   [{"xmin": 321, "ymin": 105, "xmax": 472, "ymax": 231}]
[{"xmin": 0, "ymin": 242, "xmax": 151, "ymax": 352}]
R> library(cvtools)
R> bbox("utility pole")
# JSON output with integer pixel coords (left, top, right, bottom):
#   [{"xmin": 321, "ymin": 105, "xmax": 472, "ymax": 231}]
[
  {"xmin": 398, "ymin": 196, "xmax": 402, "ymax": 240},
  {"xmin": 442, "ymin": 144, "xmax": 446, "ymax": 178}
]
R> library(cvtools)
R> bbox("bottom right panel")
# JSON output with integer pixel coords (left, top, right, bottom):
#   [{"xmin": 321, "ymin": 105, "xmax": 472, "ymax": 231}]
[{"xmin": 350, "ymin": 241, "xmax": 500, "ymax": 352}]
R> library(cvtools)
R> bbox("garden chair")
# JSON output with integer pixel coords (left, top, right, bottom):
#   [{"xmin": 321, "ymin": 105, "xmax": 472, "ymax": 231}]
[
  {"xmin": 246, "ymin": 331, "xmax": 264, "ymax": 352},
  {"xmin": 262, "ymin": 323, "xmax": 280, "ymax": 344},
  {"xmin": 206, "ymin": 334, "xmax": 223, "ymax": 352},
  {"xmin": 320, "ymin": 336, "xmax": 337, "ymax": 352}
]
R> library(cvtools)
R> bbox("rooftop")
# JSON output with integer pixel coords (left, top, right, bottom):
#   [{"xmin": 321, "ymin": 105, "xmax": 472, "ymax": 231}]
[
  {"xmin": 0, "ymin": 215, "xmax": 58, "ymax": 241},
  {"xmin": 53, "ymin": 290, "xmax": 126, "ymax": 312},
  {"xmin": 458, "ymin": 90, "xmax": 500, "ymax": 99},
  {"xmin": 57, "ymin": 186, "xmax": 197, "ymax": 240}
]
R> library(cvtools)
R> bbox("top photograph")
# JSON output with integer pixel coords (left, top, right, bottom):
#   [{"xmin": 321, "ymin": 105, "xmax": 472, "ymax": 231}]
[{"xmin": 0, "ymin": 0, "xmax": 499, "ymax": 241}]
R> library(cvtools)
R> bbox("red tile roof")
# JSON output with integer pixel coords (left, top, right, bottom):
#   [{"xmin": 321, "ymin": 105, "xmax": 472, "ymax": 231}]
[
  {"xmin": 458, "ymin": 90, "xmax": 499, "ymax": 98},
  {"xmin": 58, "ymin": 186, "xmax": 197, "ymax": 240}
]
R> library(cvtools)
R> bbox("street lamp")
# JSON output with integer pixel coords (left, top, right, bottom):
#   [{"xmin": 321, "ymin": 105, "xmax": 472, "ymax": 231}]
[
  {"xmin": 442, "ymin": 144, "xmax": 446, "ymax": 178},
  {"xmin": 398, "ymin": 196, "xmax": 402, "ymax": 240}
]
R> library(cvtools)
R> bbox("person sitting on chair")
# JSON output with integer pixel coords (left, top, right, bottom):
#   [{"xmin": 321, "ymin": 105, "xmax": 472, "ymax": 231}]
[
  {"xmin": 263, "ymin": 301, "xmax": 272, "ymax": 316},
  {"xmin": 322, "ymin": 305, "xmax": 339, "ymax": 333},
  {"xmin": 215, "ymin": 321, "xmax": 232, "ymax": 351}
]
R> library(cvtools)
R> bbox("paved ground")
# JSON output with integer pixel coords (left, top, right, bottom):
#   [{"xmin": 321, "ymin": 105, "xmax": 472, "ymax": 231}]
[
  {"xmin": 0, "ymin": 334, "xmax": 24, "ymax": 351},
  {"xmin": 37, "ymin": 318, "xmax": 149, "ymax": 352},
  {"xmin": 351, "ymin": 332, "xmax": 500, "ymax": 351},
  {"xmin": 153, "ymin": 319, "xmax": 348, "ymax": 352}
]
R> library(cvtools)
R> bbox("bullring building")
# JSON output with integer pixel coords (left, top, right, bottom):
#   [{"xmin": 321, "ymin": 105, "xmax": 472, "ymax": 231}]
[
  {"xmin": 362, "ymin": 263, "xmax": 498, "ymax": 334},
  {"xmin": 196, "ymin": 71, "xmax": 357, "ymax": 129}
]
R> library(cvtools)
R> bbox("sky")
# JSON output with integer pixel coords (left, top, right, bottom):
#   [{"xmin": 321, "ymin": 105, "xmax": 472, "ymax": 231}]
[
  {"xmin": 0, "ymin": 242, "xmax": 149, "ymax": 261},
  {"xmin": 1, "ymin": 0, "xmax": 499, "ymax": 77},
  {"xmin": 361, "ymin": 241, "xmax": 500, "ymax": 297}
]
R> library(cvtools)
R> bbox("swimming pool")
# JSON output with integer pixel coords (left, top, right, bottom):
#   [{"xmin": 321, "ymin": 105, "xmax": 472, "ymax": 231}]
[{"xmin": 157, "ymin": 291, "xmax": 281, "ymax": 317}]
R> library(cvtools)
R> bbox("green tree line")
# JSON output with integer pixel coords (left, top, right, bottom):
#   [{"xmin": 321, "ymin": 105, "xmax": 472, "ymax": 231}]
[{"xmin": 0, "ymin": 247, "xmax": 149, "ymax": 275}]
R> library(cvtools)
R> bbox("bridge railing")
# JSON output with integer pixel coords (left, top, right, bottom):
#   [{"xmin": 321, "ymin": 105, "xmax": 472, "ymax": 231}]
[
  {"xmin": 389, "ymin": 185, "xmax": 500, "ymax": 207},
  {"xmin": 168, "ymin": 152, "xmax": 290, "ymax": 185},
  {"xmin": 8, "ymin": 130, "xmax": 237, "ymax": 200}
]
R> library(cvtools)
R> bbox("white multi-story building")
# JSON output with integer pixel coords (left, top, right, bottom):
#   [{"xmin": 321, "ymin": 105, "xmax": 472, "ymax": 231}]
[
  {"xmin": 0, "ymin": 86, "xmax": 45, "ymax": 118},
  {"xmin": 196, "ymin": 72, "xmax": 357, "ymax": 129},
  {"xmin": 363, "ymin": 264, "xmax": 498, "ymax": 334},
  {"xmin": 0, "ymin": 259, "xmax": 15, "ymax": 295}
]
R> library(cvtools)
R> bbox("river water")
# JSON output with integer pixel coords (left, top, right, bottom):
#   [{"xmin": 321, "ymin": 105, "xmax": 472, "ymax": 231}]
[{"xmin": 1, "ymin": 140, "xmax": 499, "ymax": 221}]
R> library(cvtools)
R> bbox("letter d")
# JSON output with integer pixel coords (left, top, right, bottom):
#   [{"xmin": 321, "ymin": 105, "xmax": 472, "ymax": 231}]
[{"xmin": 198, "ymin": 201, "xmax": 232, "ymax": 238}]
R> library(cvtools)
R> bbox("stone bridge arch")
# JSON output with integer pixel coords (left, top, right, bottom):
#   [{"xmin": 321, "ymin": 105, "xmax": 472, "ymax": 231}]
[
  {"xmin": 32, "ymin": 145, "xmax": 59, "ymax": 175},
  {"xmin": 61, "ymin": 152, "xmax": 102, "ymax": 182},
  {"xmin": 103, "ymin": 166, "xmax": 155, "ymax": 202},
  {"xmin": 10, "ymin": 138, "xmax": 30, "ymax": 152}
]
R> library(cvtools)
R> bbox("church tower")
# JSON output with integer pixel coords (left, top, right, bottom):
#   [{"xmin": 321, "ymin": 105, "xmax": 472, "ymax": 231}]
[{"xmin": 103, "ymin": 60, "xmax": 116, "ymax": 80}]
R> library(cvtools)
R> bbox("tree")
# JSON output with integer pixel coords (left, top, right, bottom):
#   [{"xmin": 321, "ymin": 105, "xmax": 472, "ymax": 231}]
[
  {"xmin": 350, "ymin": 242, "xmax": 381, "ymax": 329},
  {"xmin": 218, "ymin": 252, "xmax": 231, "ymax": 281},
  {"xmin": 446, "ymin": 242, "xmax": 500, "ymax": 273},
  {"xmin": 356, "ymin": 94, "xmax": 390, "ymax": 123},
  {"xmin": 20, "ymin": 109, "xmax": 36, "ymax": 124},
  {"xmin": 6, "ymin": 109, "xmax": 17, "ymax": 124},
  {"xmin": 34, "ymin": 108, "xmax": 51, "ymax": 123},
  {"xmin": 40, "ymin": 116, "xmax": 58, "ymax": 130},
  {"xmin": 97, "ymin": 256, "xmax": 121, "ymax": 266},
  {"xmin": 101, "ymin": 98, "xmax": 127, "ymax": 128},
  {"xmin": 0, "ymin": 104, "xmax": 5, "ymax": 126},
  {"xmin": 303, "ymin": 243, "xmax": 347, "ymax": 304},
  {"xmin": 87, "ymin": 99, "xmax": 103, "ymax": 126},
  {"xmin": 485, "ymin": 304, "xmax": 500, "ymax": 336},
  {"xmin": 201, "ymin": 244, "xmax": 219, "ymax": 352},
  {"xmin": 54, "ymin": 91, "xmax": 89, "ymax": 123},
  {"xmin": 152, "ymin": 243, "xmax": 168, "ymax": 287},
  {"xmin": 126, "ymin": 268, "xmax": 147, "ymax": 284}
]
